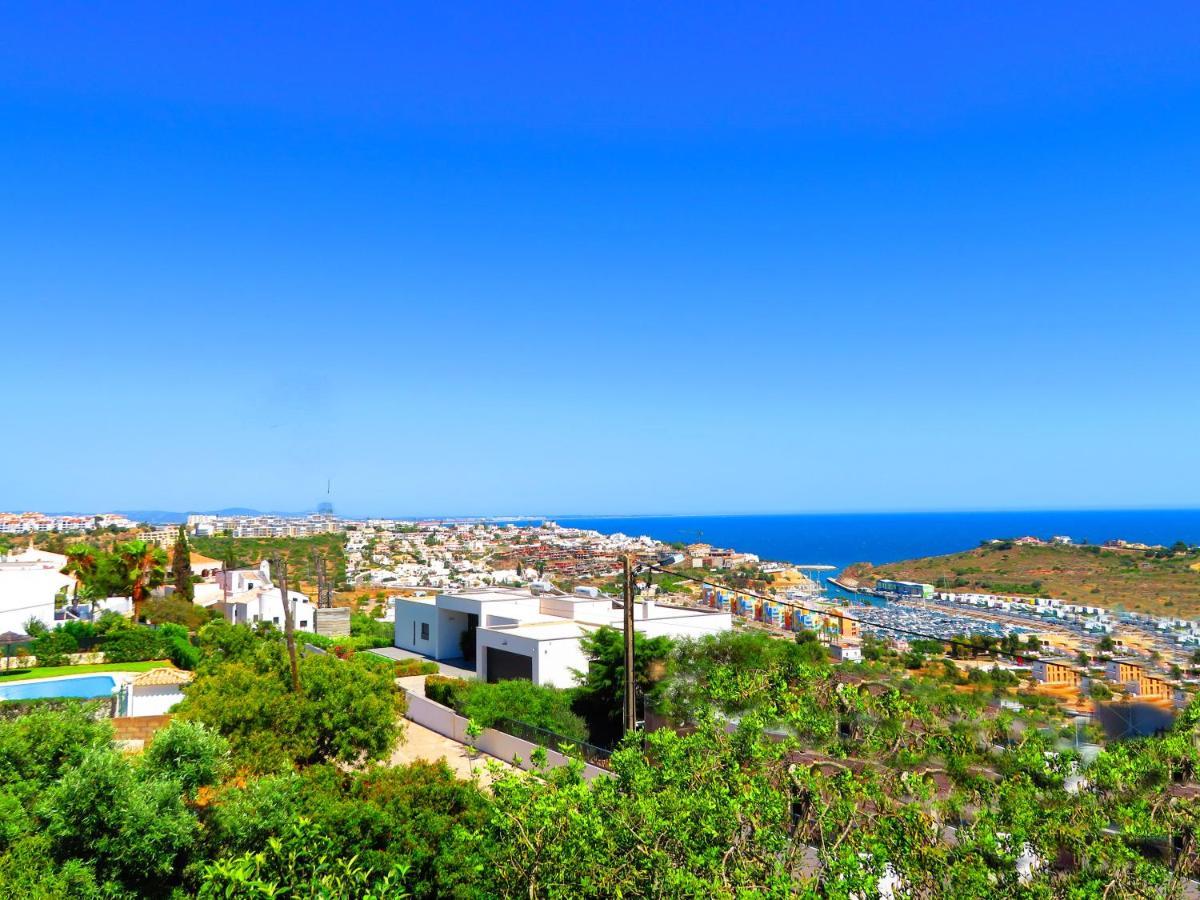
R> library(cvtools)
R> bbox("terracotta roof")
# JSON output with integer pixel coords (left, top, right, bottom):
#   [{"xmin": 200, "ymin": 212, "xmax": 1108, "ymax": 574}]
[
  {"xmin": 190, "ymin": 553, "xmax": 222, "ymax": 566},
  {"xmin": 132, "ymin": 667, "xmax": 194, "ymax": 686}
]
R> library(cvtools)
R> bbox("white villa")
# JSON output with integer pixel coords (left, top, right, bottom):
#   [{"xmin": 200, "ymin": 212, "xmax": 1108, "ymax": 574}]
[
  {"xmin": 394, "ymin": 585, "xmax": 732, "ymax": 687},
  {"xmin": 210, "ymin": 560, "xmax": 316, "ymax": 632},
  {"xmin": 0, "ymin": 546, "xmax": 72, "ymax": 634}
]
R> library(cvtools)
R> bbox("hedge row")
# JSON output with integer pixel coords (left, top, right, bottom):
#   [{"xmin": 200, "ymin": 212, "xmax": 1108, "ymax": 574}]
[{"xmin": 27, "ymin": 623, "xmax": 199, "ymax": 670}]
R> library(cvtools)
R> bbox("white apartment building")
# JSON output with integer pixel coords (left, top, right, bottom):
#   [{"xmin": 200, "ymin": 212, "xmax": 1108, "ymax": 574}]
[
  {"xmin": 0, "ymin": 512, "xmax": 136, "ymax": 534},
  {"xmin": 394, "ymin": 586, "xmax": 732, "ymax": 687}
]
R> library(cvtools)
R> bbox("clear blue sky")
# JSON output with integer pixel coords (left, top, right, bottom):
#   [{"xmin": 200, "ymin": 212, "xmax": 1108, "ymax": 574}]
[{"xmin": 2, "ymin": 3, "xmax": 1198, "ymax": 517}]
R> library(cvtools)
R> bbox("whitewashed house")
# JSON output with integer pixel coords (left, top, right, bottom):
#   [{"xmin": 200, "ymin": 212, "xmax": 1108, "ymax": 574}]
[
  {"xmin": 394, "ymin": 585, "xmax": 731, "ymax": 687},
  {"xmin": 213, "ymin": 560, "xmax": 315, "ymax": 632},
  {"xmin": 0, "ymin": 547, "xmax": 72, "ymax": 633}
]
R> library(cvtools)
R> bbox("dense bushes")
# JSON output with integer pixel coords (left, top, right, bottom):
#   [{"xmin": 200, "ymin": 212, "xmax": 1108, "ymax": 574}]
[
  {"xmin": 141, "ymin": 720, "xmax": 229, "ymax": 796},
  {"xmin": 101, "ymin": 626, "xmax": 167, "ymax": 663},
  {"xmin": 198, "ymin": 762, "xmax": 486, "ymax": 897},
  {"xmin": 0, "ymin": 708, "xmax": 454, "ymax": 898},
  {"xmin": 424, "ymin": 674, "xmax": 468, "ymax": 708},
  {"xmin": 30, "ymin": 630, "xmax": 79, "ymax": 667},
  {"xmin": 58, "ymin": 620, "xmax": 101, "ymax": 650},
  {"xmin": 24, "ymin": 620, "xmax": 200, "ymax": 671},
  {"xmin": 394, "ymin": 658, "xmax": 439, "ymax": 677},
  {"xmin": 176, "ymin": 624, "xmax": 403, "ymax": 772},
  {"xmin": 457, "ymin": 679, "xmax": 588, "ymax": 742},
  {"xmin": 0, "ymin": 697, "xmax": 103, "ymax": 722},
  {"xmin": 4, "ymin": 617, "xmax": 1200, "ymax": 896},
  {"xmin": 303, "ymin": 612, "xmax": 395, "ymax": 657},
  {"xmin": 0, "ymin": 627, "xmax": 450, "ymax": 897},
  {"xmin": 157, "ymin": 624, "xmax": 200, "ymax": 670},
  {"xmin": 142, "ymin": 596, "xmax": 220, "ymax": 631},
  {"xmin": 0, "ymin": 703, "xmax": 113, "ymax": 805},
  {"xmin": 39, "ymin": 747, "xmax": 198, "ymax": 893},
  {"xmin": 423, "ymin": 676, "xmax": 588, "ymax": 742}
]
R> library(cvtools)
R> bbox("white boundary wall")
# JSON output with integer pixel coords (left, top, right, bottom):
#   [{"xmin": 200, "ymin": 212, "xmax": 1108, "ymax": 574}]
[
  {"xmin": 0, "ymin": 651, "xmax": 107, "ymax": 671},
  {"xmin": 403, "ymin": 690, "xmax": 611, "ymax": 781}
]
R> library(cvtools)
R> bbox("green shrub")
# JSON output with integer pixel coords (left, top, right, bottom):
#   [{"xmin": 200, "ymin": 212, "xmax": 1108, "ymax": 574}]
[
  {"xmin": 101, "ymin": 627, "xmax": 167, "ymax": 663},
  {"xmin": 394, "ymin": 659, "xmax": 439, "ymax": 677},
  {"xmin": 0, "ymin": 702, "xmax": 113, "ymax": 789},
  {"xmin": 30, "ymin": 630, "xmax": 78, "ymax": 667},
  {"xmin": 0, "ymin": 833, "xmax": 102, "ymax": 898},
  {"xmin": 58, "ymin": 620, "xmax": 99, "ymax": 651},
  {"xmin": 337, "ymin": 613, "xmax": 395, "ymax": 651},
  {"xmin": 94, "ymin": 610, "xmax": 131, "ymax": 635},
  {"xmin": 456, "ymin": 679, "xmax": 588, "ymax": 742},
  {"xmin": 176, "ymin": 651, "xmax": 403, "ymax": 772},
  {"xmin": 425, "ymin": 675, "xmax": 469, "ymax": 708},
  {"xmin": 199, "ymin": 814, "xmax": 408, "ymax": 898},
  {"xmin": 142, "ymin": 720, "xmax": 230, "ymax": 796},
  {"xmin": 38, "ymin": 748, "xmax": 198, "ymax": 892},
  {"xmin": 143, "ymin": 596, "xmax": 219, "ymax": 630},
  {"xmin": 199, "ymin": 761, "xmax": 484, "ymax": 898},
  {"xmin": 304, "ymin": 632, "xmax": 335, "ymax": 650},
  {"xmin": 158, "ymin": 623, "xmax": 201, "ymax": 670}
]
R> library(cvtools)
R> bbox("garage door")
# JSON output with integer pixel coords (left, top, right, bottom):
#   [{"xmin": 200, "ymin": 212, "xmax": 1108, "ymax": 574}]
[{"xmin": 486, "ymin": 646, "xmax": 533, "ymax": 683}]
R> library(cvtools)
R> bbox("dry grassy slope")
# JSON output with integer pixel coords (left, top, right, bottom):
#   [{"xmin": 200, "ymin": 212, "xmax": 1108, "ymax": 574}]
[{"xmin": 843, "ymin": 543, "xmax": 1200, "ymax": 617}]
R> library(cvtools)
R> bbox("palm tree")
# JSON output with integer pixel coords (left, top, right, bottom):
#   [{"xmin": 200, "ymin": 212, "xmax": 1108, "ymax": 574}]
[
  {"xmin": 61, "ymin": 544, "xmax": 100, "ymax": 604},
  {"xmin": 115, "ymin": 539, "xmax": 168, "ymax": 621}
]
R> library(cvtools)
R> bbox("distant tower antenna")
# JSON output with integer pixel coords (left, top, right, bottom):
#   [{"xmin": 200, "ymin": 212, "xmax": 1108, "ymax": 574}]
[{"xmin": 317, "ymin": 478, "xmax": 334, "ymax": 516}]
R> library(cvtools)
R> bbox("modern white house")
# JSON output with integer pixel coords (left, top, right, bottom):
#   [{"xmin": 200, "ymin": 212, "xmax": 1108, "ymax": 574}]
[
  {"xmin": 394, "ymin": 586, "xmax": 732, "ymax": 687},
  {"xmin": 829, "ymin": 642, "xmax": 863, "ymax": 662},
  {"xmin": 0, "ymin": 546, "xmax": 72, "ymax": 633}
]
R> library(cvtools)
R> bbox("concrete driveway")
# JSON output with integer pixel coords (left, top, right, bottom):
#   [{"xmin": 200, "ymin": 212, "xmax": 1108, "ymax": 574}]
[{"xmin": 391, "ymin": 718, "xmax": 512, "ymax": 784}]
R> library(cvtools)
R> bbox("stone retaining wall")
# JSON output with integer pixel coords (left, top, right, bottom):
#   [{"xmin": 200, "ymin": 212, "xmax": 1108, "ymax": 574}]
[{"xmin": 111, "ymin": 714, "xmax": 173, "ymax": 743}]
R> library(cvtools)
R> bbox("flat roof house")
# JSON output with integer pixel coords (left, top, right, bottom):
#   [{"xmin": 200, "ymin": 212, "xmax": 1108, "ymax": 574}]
[
  {"xmin": 1032, "ymin": 658, "xmax": 1082, "ymax": 687},
  {"xmin": 394, "ymin": 586, "xmax": 732, "ymax": 687},
  {"xmin": 1106, "ymin": 658, "xmax": 1146, "ymax": 688}
]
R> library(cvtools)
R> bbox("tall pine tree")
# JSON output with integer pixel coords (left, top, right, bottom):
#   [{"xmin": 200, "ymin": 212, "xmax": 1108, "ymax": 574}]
[{"xmin": 170, "ymin": 525, "xmax": 195, "ymax": 602}]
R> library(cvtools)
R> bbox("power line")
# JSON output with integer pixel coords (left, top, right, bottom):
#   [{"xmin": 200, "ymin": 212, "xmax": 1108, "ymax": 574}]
[{"xmin": 647, "ymin": 564, "xmax": 1045, "ymax": 665}]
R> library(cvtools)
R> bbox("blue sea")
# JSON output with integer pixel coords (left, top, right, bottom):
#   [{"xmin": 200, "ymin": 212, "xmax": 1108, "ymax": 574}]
[{"xmin": 546, "ymin": 510, "xmax": 1200, "ymax": 573}]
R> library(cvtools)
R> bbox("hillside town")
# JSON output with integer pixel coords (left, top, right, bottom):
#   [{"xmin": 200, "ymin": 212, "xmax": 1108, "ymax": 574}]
[
  {"xmin": 0, "ymin": 511, "xmax": 138, "ymax": 534},
  {"xmin": 4, "ymin": 510, "xmax": 1199, "ymax": 727}
]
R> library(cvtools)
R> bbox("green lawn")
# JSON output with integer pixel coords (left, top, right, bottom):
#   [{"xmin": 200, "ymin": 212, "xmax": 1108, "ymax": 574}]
[{"xmin": 0, "ymin": 660, "xmax": 172, "ymax": 683}]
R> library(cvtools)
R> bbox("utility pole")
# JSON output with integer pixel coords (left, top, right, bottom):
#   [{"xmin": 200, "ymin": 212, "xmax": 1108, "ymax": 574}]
[
  {"xmin": 276, "ymin": 554, "xmax": 301, "ymax": 693},
  {"xmin": 623, "ymin": 553, "xmax": 636, "ymax": 736}
]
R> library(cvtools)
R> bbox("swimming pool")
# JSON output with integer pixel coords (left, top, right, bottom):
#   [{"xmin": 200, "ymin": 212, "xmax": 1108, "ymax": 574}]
[{"xmin": 0, "ymin": 674, "xmax": 120, "ymax": 702}]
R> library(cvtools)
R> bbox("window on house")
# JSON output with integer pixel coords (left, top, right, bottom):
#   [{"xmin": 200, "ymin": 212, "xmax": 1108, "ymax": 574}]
[
  {"xmin": 420, "ymin": 623, "xmax": 430, "ymax": 640},
  {"xmin": 273, "ymin": 617, "xmax": 279, "ymax": 624},
  {"xmin": 300, "ymin": 620, "xmax": 307, "ymax": 628}
]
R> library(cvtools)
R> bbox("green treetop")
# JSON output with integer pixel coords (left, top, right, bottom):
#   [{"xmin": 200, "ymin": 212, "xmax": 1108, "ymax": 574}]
[{"xmin": 170, "ymin": 526, "xmax": 194, "ymax": 603}]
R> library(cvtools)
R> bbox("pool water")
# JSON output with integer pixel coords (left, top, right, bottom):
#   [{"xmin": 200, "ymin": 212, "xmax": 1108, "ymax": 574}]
[{"xmin": 0, "ymin": 674, "xmax": 120, "ymax": 701}]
